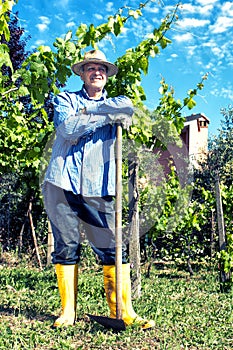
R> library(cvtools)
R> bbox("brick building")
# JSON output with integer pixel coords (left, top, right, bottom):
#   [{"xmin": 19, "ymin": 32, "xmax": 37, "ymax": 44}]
[
  {"xmin": 181, "ymin": 113, "xmax": 210, "ymax": 168},
  {"xmin": 156, "ymin": 113, "xmax": 210, "ymax": 174}
]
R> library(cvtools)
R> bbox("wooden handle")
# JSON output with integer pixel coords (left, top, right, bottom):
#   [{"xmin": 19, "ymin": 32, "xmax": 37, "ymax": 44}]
[{"xmin": 115, "ymin": 123, "xmax": 123, "ymax": 319}]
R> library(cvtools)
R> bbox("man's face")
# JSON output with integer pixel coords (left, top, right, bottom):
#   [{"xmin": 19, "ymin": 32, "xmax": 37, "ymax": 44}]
[{"xmin": 80, "ymin": 63, "xmax": 108, "ymax": 91}]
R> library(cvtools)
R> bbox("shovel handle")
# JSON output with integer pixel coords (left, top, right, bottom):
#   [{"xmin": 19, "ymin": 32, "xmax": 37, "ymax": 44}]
[{"xmin": 115, "ymin": 122, "xmax": 123, "ymax": 320}]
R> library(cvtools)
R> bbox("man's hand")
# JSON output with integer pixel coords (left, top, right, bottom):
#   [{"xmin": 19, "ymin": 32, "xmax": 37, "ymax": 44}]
[
  {"xmin": 79, "ymin": 107, "xmax": 87, "ymax": 115},
  {"xmin": 109, "ymin": 113, "xmax": 132, "ymax": 130}
]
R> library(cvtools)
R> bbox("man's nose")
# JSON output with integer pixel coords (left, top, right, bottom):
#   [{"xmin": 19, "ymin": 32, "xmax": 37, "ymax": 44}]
[{"xmin": 94, "ymin": 68, "xmax": 102, "ymax": 74}]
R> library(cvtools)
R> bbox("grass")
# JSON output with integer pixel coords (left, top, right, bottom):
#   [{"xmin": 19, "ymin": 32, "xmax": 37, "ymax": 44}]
[{"xmin": 0, "ymin": 252, "xmax": 233, "ymax": 349}]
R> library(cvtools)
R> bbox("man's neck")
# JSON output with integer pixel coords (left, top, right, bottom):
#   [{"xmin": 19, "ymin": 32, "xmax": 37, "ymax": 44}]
[{"xmin": 85, "ymin": 86, "xmax": 103, "ymax": 100}]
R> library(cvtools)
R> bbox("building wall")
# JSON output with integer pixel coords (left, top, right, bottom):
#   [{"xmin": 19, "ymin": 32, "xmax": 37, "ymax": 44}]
[
  {"xmin": 156, "ymin": 113, "xmax": 210, "ymax": 173},
  {"xmin": 184, "ymin": 115, "xmax": 209, "ymax": 167}
]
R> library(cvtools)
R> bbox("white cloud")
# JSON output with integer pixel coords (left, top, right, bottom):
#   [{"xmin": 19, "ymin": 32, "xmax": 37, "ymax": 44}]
[
  {"xmin": 166, "ymin": 53, "xmax": 178, "ymax": 62},
  {"xmin": 36, "ymin": 16, "xmax": 50, "ymax": 32},
  {"xmin": 66, "ymin": 21, "xmax": 75, "ymax": 28},
  {"xmin": 35, "ymin": 40, "xmax": 45, "ymax": 47},
  {"xmin": 211, "ymin": 85, "xmax": 233, "ymax": 100},
  {"xmin": 106, "ymin": 2, "xmax": 114, "ymax": 12},
  {"xmin": 211, "ymin": 16, "xmax": 233, "ymax": 33},
  {"xmin": 180, "ymin": 4, "xmax": 196, "ymax": 13},
  {"xmin": 55, "ymin": 14, "xmax": 63, "ymax": 21},
  {"xmin": 199, "ymin": 4, "xmax": 214, "ymax": 15},
  {"xmin": 211, "ymin": 46, "xmax": 222, "ymax": 57},
  {"xmin": 186, "ymin": 45, "xmax": 198, "ymax": 57},
  {"xmin": 202, "ymin": 39, "xmax": 216, "ymax": 48},
  {"xmin": 39, "ymin": 16, "xmax": 50, "ymax": 25},
  {"xmin": 205, "ymin": 61, "xmax": 215, "ymax": 70},
  {"xmin": 131, "ymin": 19, "xmax": 153, "ymax": 39},
  {"xmin": 196, "ymin": 0, "xmax": 218, "ymax": 5},
  {"xmin": 94, "ymin": 13, "xmax": 103, "ymax": 20},
  {"xmin": 221, "ymin": 1, "xmax": 233, "ymax": 16},
  {"xmin": 56, "ymin": 0, "xmax": 70, "ymax": 8},
  {"xmin": 144, "ymin": 4, "xmax": 159, "ymax": 14},
  {"xmin": 173, "ymin": 32, "xmax": 193, "ymax": 43},
  {"xmin": 36, "ymin": 24, "xmax": 48, "ymax": 32},
  {"xmin": 177, "ymin": 18, "xmax": 210, "ymax": 29},
  {"xmin": 120, "ymin": 27, "xmax": 128, "ymax": 36},
  {"xmin": 181, "ymin": 3, "xmax": 213, "ymax": 15}
]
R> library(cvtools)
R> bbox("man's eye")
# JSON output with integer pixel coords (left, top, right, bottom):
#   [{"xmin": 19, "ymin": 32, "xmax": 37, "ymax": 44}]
[{"xmin": 86, "ymin": 67, "xmax": 106, "ymax": 73}]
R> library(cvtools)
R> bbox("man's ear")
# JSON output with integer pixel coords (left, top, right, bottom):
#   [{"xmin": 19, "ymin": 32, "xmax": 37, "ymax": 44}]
[{"xmin": 79, "ymin": 72, "xmax": 84, "ymax": 82}]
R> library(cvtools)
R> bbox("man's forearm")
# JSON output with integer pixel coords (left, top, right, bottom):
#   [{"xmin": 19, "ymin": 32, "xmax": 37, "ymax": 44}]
[{"xmin": 85, "ymin": 96, "xmax": 134, "ymax": 116}]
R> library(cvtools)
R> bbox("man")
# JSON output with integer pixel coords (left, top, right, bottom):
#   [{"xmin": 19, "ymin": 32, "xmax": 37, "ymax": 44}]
[{"xmin": 42, "ymin": 50, "xmax": 155, "ymax": 329}]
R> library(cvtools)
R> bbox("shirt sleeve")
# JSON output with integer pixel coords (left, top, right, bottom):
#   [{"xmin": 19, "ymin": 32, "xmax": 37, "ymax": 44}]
[
  {"xmin": 53, "ymin": 92, "xmax": 113, "ymax": 141},
  {"xmin": 85, "ymin": 96, "xmax": 134, "ymax": 116},
  {"xmin": 56, "ymin": 112, "xmax": 112, "ymax": 142},
  {"xmin": 53, "ymin": 92, "xmax": 134, "ymax": 141}
]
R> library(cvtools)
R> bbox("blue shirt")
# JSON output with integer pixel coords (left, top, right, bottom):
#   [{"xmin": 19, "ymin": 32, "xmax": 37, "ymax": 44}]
[{"xmin": 43, "ymin": 86, "xmax": 134, "ymax": 197}]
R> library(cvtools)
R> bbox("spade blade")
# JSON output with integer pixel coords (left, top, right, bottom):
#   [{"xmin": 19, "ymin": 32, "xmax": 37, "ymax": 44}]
[{"xmin": 87, "ymin": 314, "xmax": 126, "ymax": 331}]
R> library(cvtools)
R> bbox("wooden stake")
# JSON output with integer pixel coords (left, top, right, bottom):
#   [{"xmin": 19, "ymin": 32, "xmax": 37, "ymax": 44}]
[
  {"xmin": 28, "ymin": 200, "xmax": 43, "ymax": 270},
  {"xmin": 128, "ymin": 151, "xmax": 141, "ymax": 298},
  {"xmin": 115, "ymin": 123, "xmax": 123, "ymax": 320},
  {"xmin": 215, "ymin": 172, "xmax": 230, "ymax": 287},
  {"xmin": 47, "ymin": 219, "xmax": 54, "ymax": 265}
]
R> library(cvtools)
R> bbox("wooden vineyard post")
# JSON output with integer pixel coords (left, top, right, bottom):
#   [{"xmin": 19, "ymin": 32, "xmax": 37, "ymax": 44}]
[
  {"xmin": 28, "ymin": 200, "xmax": 43, "ymax": 270},
  {"xmin": 215, "ymin": 172, "xmax": 230, "ymax": 289},
  {"xmin": 47, "ymin": 219, "xmax": 54, "ymax": 265},
  {"xmin": 128, "ymin": 152, "xmax": 141, "ymax": 298}
]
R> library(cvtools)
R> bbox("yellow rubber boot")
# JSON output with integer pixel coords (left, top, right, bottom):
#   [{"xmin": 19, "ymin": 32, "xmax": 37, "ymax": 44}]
[
  {"xmin": 53, "ymin": 264, "xmax": 78, "ymax": 327},
  {"xmin": 103, "ymin": 263, "xmax": 155, "ymax": 329}
]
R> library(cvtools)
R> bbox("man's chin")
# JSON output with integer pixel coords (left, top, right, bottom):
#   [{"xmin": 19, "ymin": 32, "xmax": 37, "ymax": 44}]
[{"xmin": 91, "ymin": 83, "xmax": 105, "ymax": 90}]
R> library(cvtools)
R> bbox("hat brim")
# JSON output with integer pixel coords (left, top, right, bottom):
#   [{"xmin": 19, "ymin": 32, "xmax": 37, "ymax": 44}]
[{"xmin": 71, "ymin": 58, "xmax": 118, "ymax": 77}]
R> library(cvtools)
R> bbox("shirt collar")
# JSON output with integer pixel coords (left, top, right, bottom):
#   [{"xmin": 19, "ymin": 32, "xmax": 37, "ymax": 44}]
[{"xmin": 81, "ymin": 85, "xmax": 107, "ymax": 101}]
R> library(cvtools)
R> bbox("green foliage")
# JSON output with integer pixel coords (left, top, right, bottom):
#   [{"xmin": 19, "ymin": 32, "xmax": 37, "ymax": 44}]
[
  {"xmin": 106, "ymin": 8, "xmax": 177, "ymax": 104},
  {"xmin": 140, "ymin": 167, "xmax": 211, "ymax": 267},
  {"xmin": 193, "ymin": 105, "xmax": 233, "ymax": 288},
  {"xmin": 208, "ymin": 105, "xmax": 233, "ymax": 185},
  {"xmin": 0, "ymin": 6, "xmax": 55, "ymax": 196},
  {"xmin": 219, "ymin": 233, "xmax": 233, "ymax": 275},
  {"xmin": 0, "ymin": 0, "xmax": 16, "ymax": 41},
  {"xmin": 0, "ymin": 0, "xmax": 17, "ymax": 78},
  {"xmin": 218, "ymin": 184, "xmax": 233, "ymax": 287},
  {"xmin": 157, "ymin": 73, "xmax": 208, "ymax": 133},
  {"xmin": 0, "ymin": 42, "xmax": 13, "ymax": 71}
]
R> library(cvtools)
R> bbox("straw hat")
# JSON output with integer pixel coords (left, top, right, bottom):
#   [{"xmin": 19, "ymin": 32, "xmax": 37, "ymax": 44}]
[{"xmin": 71, "ymin": 50, "xmax": 118, "ymax": 77}]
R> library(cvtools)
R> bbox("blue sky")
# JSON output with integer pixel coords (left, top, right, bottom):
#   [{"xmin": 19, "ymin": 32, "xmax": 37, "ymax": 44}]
[{"xmin": 13, "ymin": 0, "xmax": 233, "ymax": 136}]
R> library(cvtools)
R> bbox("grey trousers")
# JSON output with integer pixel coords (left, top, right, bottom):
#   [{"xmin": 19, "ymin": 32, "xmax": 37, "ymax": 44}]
[{"xmin": 43, "ymin": 182, "xmax": 128, "ymax": 265}]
